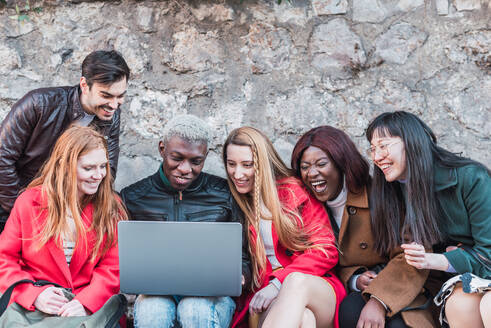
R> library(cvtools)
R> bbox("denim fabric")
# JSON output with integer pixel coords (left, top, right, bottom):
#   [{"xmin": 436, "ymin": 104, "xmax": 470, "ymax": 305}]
[
  {"xmin": 134, "ymin": 295, "xmax": 236, "ymax": 328},
  {"xmin": 134, "ymin": 295, "xmax": 176, "ymax": 328}
]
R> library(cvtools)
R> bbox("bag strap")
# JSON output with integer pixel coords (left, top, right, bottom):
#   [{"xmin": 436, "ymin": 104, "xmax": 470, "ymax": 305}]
[
  {"xmin": 0, "ymin": 279, "xmax": 64, "ymax": 316},
  {"xmin": 461, "ymin": 245, "xmax": 491, "ymax": 271},
  {"xmin": 104, "ymin": 294, "xmax": 127, "ymax": 328}
]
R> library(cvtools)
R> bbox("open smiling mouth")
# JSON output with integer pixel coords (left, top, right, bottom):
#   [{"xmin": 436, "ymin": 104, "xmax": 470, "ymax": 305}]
[
  {"xmin": 174, "ymin": 176, "xmax": 191, "ymax": 184},
  {"xmin": 310, "ymin": 180, "xmax": 327, "ymax": 193},
  {"xmin": 379, "ymin": 163, "xmax": 392, "ymax": 174},
  {"xmin": 102, "ymin": 107, "xmax": 116, "ymax": 114},
  {"xmin": 233, "ymin": 179, "xmax": 249, "ymax": 187}
]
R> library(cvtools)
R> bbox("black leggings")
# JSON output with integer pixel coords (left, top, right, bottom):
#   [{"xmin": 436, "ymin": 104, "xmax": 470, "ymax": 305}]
[
  {"xmin": 0, "ymin": 220, "xmax": 6, "ymax": 234},
  {"xmin": 0, "ymin": 209, "xmax": 8, "ymax": 234},
  {"xmin": 339, "ymin": 292, "xmax": 408, "ymax": 328}
]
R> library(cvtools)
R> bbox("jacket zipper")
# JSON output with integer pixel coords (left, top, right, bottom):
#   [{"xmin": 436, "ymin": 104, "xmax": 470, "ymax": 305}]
[{"xmin": 174, "ymin": 191, "xmax": 183, "ymax": 221}]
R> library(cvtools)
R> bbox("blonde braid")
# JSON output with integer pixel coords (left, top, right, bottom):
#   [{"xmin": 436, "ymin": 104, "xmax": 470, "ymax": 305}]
[
  {"xmin": 223, "ymin": 127, "xmax": 333, "ymax": 290},
  {"xmin": 251, "ymin": 146, "xmax": 267, "ymax": 289},
  {"xmin": 253, "ymin": 146, "xmax": 261, "ymax": 228}
]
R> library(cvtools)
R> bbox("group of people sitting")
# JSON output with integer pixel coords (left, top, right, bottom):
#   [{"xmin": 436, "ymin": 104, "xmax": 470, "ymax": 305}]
[{"xmin": 0, "ymin": 50, "xmax": 489, "ymax": 328}]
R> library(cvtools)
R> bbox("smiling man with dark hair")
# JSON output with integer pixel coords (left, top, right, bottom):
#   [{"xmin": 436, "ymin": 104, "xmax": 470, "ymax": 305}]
[
  {"xmin": 0, "ymin": 50, "xmax": 130, "ymax": 232},
  {"xmin": 121, "ymin": 114, "xmax": 251, "ymax": 328}
]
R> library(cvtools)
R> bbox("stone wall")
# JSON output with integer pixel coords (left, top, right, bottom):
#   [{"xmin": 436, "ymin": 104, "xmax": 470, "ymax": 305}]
[{"xmin": 0, "ymin": 0, "xmax": 489, "ymax": 190}]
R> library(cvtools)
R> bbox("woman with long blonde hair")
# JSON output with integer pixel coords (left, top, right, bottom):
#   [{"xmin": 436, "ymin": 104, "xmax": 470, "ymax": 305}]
[
  {"xmin": 225, "ymin": 127, "xmax": 346, "ymax": 328},
  {"xmin": 0, "ymin": 125, "xmax": 127, "ymax": 318}
]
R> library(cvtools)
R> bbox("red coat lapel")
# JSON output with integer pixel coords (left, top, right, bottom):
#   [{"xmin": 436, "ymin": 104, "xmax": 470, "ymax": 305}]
[
  {"xmin": 32, "ymin": 191, "xmax": 73, "ymax": 287},
  {"xmin": 46, "ymin": 239, "xmax": 73, "ymax": 287},
  {"xmin": 32, "ymin": 191, "xmax": 96, "ymax": 288}
]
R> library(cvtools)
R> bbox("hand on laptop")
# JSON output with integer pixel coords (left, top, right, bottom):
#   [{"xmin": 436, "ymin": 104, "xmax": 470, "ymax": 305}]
[{"xmin": 249, "ymin": 283, "xmax": 279, "ymax": 314}]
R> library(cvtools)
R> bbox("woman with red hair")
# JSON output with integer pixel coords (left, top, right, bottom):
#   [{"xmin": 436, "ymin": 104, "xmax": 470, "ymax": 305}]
[{"xmin": 0, "ymin": 126, "xmax": 127, "ymax": 319}]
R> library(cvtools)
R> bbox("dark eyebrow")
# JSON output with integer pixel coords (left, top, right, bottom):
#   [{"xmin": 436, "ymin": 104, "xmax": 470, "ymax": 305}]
[
  {"xmin": 373, "ymin": 138, "xmax": 393, "ymax": 144},
  {"xmin": 170, "ymin": 151, "xmax": 184, "ymax": 157},
  {"xmin": 300, "ymin": 157, "xmax": 329, "ymax": 164},
  {"xmin": 100, "ymin": 90, "xmax": 127, "ymax": 97}
]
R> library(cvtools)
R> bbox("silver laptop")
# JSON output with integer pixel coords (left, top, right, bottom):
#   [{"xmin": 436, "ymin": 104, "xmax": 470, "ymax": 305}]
[{"xmin": 118, "ymin": 221, "xmax": 243, "ymax": 296}]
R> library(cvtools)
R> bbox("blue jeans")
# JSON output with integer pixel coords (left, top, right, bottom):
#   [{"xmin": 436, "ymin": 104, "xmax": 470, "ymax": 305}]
[{"xmin": 133, "ymin": 295, "xmax": 236, "ymax": 328}]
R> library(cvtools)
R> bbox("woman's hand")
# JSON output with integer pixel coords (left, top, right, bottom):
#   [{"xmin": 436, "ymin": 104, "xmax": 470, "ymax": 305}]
[
  {"xmin": 34, "ymin": 287, "xmax": 69, "ymax": 314},
  {"xmin": 249, "ymin": 283, "xmax": 279, "ymax": 314},
  {"xmin": 446, "ymin": 245, "xmax": 458, "ymax": 252},
  {"xmin": 401, "ymin": 243, "xmax": 450, "ymax": 271},
  {"xmin": 356, "ymin": 297, "xmax": 386, "ymax": 328},
  {"xmin": 58, "ymin": 299, "xmax": 89, "ymax": 317},
  {"xmin": 356, "ymin": 271, "xmax": 377, "ymax": 291}
]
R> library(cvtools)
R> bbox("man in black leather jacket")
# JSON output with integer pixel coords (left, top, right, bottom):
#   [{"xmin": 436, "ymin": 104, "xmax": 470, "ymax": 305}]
[
  {"xmin": 0, "ymin": 50, "xmax": 130, "ymax": 232},
  {"xmin": 121, "ymin": 114, "xmax": 251, "ymax": 328}
]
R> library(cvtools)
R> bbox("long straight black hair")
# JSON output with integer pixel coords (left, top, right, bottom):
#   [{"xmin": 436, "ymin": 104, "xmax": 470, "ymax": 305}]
[{"xmin": 366, "ymin": 111, "xmax": 484, "ymax": 255}]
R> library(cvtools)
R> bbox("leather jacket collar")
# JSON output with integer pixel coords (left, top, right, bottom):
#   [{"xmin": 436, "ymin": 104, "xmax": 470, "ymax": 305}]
[
  {"xmin": 70, "ymin": 86, "xmax": 112, "ymax": 127},
  {"xmin": 70, "ymin": 85, "xmax": 85, "ymax": 121}
]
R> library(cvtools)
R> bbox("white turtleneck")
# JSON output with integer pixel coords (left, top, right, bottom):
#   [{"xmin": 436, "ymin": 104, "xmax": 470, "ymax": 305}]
[{"xmin": 325, "ymin": 178, "xmax": 348, "ymax": 229}]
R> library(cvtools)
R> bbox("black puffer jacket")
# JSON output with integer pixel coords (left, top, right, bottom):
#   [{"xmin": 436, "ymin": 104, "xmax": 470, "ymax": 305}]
[
  {"xmin": 0, "ymin": 85, "xmax": 120, "ymax": 213},
  {"xmin": 121, "ymin": 169, "xmax": 252, "ymax": 288}
]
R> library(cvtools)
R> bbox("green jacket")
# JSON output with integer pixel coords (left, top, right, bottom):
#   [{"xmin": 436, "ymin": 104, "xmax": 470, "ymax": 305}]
[{"xmin": 436, "ymin": 163, "xmax": 491, "ymax": 278}]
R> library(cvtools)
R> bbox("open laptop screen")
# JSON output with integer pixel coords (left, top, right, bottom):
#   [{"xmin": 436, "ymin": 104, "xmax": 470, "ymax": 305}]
[{"xmin": 118, "ymin": 221, "xmax": 242, "ymax": 296}]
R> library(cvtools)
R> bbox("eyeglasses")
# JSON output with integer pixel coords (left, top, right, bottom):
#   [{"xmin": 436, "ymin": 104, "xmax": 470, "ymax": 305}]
[{"xmin": 366, "ymin": 141, "xmax": 402, "ymax": 158}]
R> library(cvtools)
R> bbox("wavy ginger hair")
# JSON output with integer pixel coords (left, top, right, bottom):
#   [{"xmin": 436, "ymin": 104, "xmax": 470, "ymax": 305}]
[
  {"xmin": 223, "ymin": 127, "xmax": 325, "ymax": 289},
  {"xmin": 29, "ymin": 126, "xmax": 127, "ymax": 261}
]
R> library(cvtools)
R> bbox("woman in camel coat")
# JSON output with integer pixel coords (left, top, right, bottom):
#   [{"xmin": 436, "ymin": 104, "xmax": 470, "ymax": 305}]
[{"xmin": 291, "ymin": 126, "xmax": 435, "ymax": 328}]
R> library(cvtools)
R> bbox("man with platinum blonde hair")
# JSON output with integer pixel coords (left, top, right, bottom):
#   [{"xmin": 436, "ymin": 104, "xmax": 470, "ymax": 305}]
[
  {"xmin": 121, "ymin": 114, "xmax": 250, "ymax": 328},
  {"xmin": 161, "ymin": 114, "xmax": 211, "ymax": 145}
]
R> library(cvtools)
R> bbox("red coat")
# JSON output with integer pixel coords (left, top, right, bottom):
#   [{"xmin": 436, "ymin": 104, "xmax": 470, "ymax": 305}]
[
  {"xmin": 0, "ymin": 186, "xmax": 120, "ymax": 314},
  {"xmin": 231, "ymin": 177, "xmax": 346, "ymax": 328}
]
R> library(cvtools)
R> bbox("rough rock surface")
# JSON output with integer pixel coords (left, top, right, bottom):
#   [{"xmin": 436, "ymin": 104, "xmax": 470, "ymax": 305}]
[
  {"xmin": 243, "ymin": 23, "xmax": 293, "ymax": 74},
  {"xmin": 436, "ymin": 0, "xmax": 449, "ymax": 15},
  {"xmin": 455, "ymin": 0, "xmax": 481, "ymax": 11},
  {"xmin": 352, "ymin": 0, "xmax": 387, "ymax": 23},
  {"xmin": 0, "ymin": 0, "xmax": 488, "ymax": 192},
  {"xmin": 168, "ymin": 27, "xmax": 225, "ymax": 73},
  {"xmin": 374, "ymin": 23, "xmax": 428, "ymax": 65},
  {"xmin": 312, "ymin": 0, "xmax": 348, "ymax": 16},
  {"xmin": 310, "ymin": 18, "xmax": 367, "ymax": 78},
  {"xmin": 0, "ymin": 43, "xmax": 21, "ymax": 74}
]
